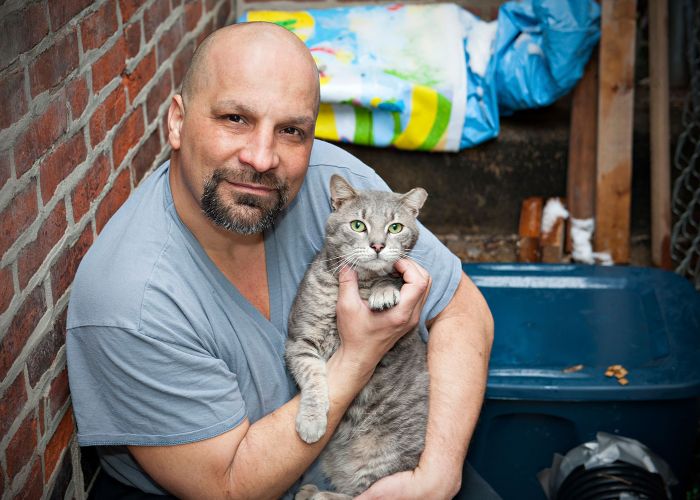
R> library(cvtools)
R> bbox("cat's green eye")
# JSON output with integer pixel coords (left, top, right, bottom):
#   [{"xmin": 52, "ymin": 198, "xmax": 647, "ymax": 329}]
[
  {"xmin": 388, "ymin": 223, "xmax": 404, "ymax": 234},
  {"xmin": 350, "ymin": 220, "xmax": 367, "ymax": 232}
]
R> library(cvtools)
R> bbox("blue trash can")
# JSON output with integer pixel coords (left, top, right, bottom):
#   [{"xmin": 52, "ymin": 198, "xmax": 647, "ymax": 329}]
[{"xmin": 459, "ymin": 264, "xmax": 700, "ymax": 500}]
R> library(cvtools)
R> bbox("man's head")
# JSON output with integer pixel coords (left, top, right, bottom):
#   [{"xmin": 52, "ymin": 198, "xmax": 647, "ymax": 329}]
[{"xmin": 168, "ymin": 22, "xmax": 320, "ymax": 235}]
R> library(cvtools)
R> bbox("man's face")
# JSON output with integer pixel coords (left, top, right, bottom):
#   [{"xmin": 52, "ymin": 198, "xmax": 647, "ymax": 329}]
[{"xmin": 171, "ymin": 40, "xmax": 318, "ymax": 234}]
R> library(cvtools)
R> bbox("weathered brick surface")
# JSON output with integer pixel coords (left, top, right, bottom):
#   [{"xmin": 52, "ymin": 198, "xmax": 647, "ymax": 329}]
[
  {"xmin": 113, "ymin": 108, "xmax": 145, "ymax": 167},
  {"xmin": 14, "ymin": 97, "xmax": 69, "ymax": 178},
  {"xmin": 27, "ymin": 310, "xmax": 67, "ymax": 388},
  {"xmin": 0, "ymin": 286, "xmax": 45, "ymax": 381},
  {"xmin": 29, "ymin": 32, "xmax": 80, "ymax": 98},
  {"xmin": 81, "ymin": 1, "xmax": 119, "ymax": 52},
  {"xmin": 50, "ymin": 225, "xmax": 93, "ymax": 302},
  {"xmin": 45, "ymin": 409, "xmax": 74, "ymax": 481},
  {"xmin": 0, "ymin": 68, "xmax": 28, "ymax": 131},
  {"xmin": 71, "ymin": 152, "xmax": 112, "ymax": 222},
  {"xmin": 0, "ymin": 2, "xmax": 235, "ymax": 496},
  {"xmin": 6, "ymin": 413, "xmax": 38, "ymax": 478},
  {"xmin": 0, "ymin": 180, "xmax": 39, "ymax": 258},
  {"xmin": 96, "ymin": 168, "xmax": 131, "ymax": 233},
  {"xmin": 18, "ymin": 200, "xmax": 68, "ymax": 290},
  {"xmin": 40, "ymin": 131, "xmax": 88, "ymax": 204},
  {"xmin": 91, "ymin": 37, "xmax": 127, "ymax": 93},
  {"xmin": 0, "ymin": 372, "xmax": 28, "ymax": 440}
]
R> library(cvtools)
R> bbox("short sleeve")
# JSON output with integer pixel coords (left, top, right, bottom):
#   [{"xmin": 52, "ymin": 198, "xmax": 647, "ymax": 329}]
[{"xmin": 67, "ymin": 324, "xmax": 246, "ymax": 446}]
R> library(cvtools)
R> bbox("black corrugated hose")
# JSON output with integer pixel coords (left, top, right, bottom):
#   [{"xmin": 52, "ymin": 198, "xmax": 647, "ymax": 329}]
[{"xmin": 555, "ymin": 461, "xmax": 669, "ymax": 500}]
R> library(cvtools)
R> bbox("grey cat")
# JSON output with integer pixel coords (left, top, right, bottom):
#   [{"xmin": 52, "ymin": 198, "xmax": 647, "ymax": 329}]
[{"xmin": 286, "ymin": 174, "xmax": 429, "ymax": 499}]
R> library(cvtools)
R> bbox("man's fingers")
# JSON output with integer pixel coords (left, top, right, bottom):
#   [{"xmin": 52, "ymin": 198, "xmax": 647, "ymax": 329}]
[
  {"xmin": 337, "ymin": 267, "xmax": 363, "ymax": 311},
  {"xmin": 394, "ymin": 259, "xmax": 431, "ymax": 310}
]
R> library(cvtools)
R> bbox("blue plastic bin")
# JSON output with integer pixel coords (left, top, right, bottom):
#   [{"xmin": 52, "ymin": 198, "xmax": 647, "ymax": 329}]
[{"xmin": 459, "ymin": 264, "xmax": 700, "ymax": 500}]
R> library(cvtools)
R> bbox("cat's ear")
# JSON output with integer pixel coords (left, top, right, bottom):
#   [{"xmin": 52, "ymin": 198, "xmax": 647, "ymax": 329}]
[
  {"xmin": 330, "ymin": 175, "xmax": 358, "ymax": 210},
  {"xmin": 400, "ymin": 188, "xmax": 428, "ymax": 216}
]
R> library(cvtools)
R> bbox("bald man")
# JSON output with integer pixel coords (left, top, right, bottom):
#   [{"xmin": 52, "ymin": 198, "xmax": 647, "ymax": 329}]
[{"xmin": 67, "ymin": 23, "xmax": 497, "ymax": 499}]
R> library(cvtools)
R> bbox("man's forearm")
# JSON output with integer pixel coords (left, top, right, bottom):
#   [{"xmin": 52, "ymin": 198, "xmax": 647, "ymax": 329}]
[{"xmin": 420, "ymin": 273, "xmax": 493, "ymax": 496}]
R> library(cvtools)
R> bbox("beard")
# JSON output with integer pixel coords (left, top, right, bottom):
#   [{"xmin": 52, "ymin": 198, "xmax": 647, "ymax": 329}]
[{"xmin": 200, "ymin": 167, "xmax": 289, "ymax": 235}]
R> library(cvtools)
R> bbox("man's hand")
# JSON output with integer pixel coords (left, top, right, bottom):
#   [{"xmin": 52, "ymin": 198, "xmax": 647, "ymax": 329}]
[
  {"xmin": 334, "ymin": 259, "xmax": 431, "ymax": 378},
  {"xmin": 356, "ymin": 462, "xmax": 459, "ymax": 500}
]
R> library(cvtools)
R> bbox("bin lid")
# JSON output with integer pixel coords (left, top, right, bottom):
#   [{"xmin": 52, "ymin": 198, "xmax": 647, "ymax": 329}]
[{"xmin": 463, "ymin": 264, "xmax": 700, "ymax": 401}]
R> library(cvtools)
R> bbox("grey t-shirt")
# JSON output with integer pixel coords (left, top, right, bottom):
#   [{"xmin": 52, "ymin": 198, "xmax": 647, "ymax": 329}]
[{"xmin": 66, "ymin": 139, "xmax": 462, "ymax": 495}]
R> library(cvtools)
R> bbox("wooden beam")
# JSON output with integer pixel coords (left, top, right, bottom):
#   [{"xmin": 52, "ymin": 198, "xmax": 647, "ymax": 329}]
[
  {"xmin": 649, "ymin": 0, "xmax": 673, "ymax": 269},
  {"xmin": 567, "ymin": 51, "xmax": 598, "ymax": 253},
  {"xmin": 595, "ymin": 0, "xmax": 637, "ymax": 264},
  {"xmin": 518, "ymin": 197, "xmax": 543, "ymax": 262}
]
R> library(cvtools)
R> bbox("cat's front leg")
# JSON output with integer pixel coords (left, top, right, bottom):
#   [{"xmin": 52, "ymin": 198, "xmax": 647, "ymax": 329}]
[
  {"xmin": 368, "ymin": 278, "xmax": 401, "ymax": 311},
  {"xmin": 286, "ymin": 340, "xmax": 330, "ymax": 444}
]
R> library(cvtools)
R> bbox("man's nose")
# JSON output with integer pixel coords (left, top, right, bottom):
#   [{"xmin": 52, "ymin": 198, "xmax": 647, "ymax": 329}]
[{"xmin": 239, "ymin": 129, "xmax": 279, "ymax": 173}]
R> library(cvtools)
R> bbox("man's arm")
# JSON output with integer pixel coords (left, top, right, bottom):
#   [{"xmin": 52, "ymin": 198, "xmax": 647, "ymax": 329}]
[
  {"xmin": 129, "ymin": 261, "xmax": 431, "ymax": 500},
  {"xmin": 358, "ymin": 271, "xmax": 494, "ymax": 499}
]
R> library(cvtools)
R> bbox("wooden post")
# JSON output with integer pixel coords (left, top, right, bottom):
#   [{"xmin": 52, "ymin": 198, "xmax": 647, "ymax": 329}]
[
  {"xmin": 649, "ymin": 0, "xmax": 673, "ymax": 269},
  {"xmin": 567, "ymin": 52, "xmax": 598, "ymax": 253},
  {"xmin": 518, "ymin": 197, "xmax": 543, "ymax": 262},
  {"xmin": 595, "ymin": 0, "xmax": 637, "ymax": 264}
]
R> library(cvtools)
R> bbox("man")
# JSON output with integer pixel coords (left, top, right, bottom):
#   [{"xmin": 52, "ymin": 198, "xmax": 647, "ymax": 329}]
[{"xmin": 67, "ymin": 22, "xmax": 496, "ymax": 499}]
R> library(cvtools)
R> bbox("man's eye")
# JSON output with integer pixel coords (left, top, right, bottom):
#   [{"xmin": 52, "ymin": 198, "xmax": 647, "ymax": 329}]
[
  {"xmin": 227, "ymin": 114, "xmax": 242, "ymax": 123},
  {"xmin": 282, "ymin": 127, "xmax": 301, "ymax": 136}
]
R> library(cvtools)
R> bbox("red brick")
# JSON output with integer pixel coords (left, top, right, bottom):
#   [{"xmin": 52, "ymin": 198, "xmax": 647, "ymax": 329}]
[
  {"xmin": 49, "ymin": 0, "xmax": 92, "ymax": 31},
  {"xmin": 40, "ymin": 131, "xmax": 87, "ymax": 204},
  {"xmin": 146, "ymin": 69, "xmax": 173, "ymax": 122},
  {"xmin": 144, "ymin": 1, "xmax": 171, "ymax": 43},
  {"xmin": 89, "ymin": 85, "xmax": 126, "ymax": 147},
  {"xmin": 124, "ymin": 49, "xmax": 156, "ymax": 102},
  {"xmin": 91, "ymin": 37, "xmax": 127, "ymax": 93},
  {"xmin": 18, "ymin": 200, "xmax": 67, "ymax": 290},
  {"xmin": 0, "ymin": 286, "xmax": 45, "ymax": 381},
  {"xmin": 46, "ymin": 443, "xmax": 72, "ymax": 495},
  {"xmin": 14, "ymin": 97, "xmax": 68, "ymax": 177},
  {"xmin": 7, "ymin": 413, "xmax": 38, "ymax": 478},
  {"xmin": 50, "ymin": 225, "xmax": 93, "ymax": 301},
  {"xmin": 0, "ymin": 180, "xmax": 39, "ymax": 258},
  {"xmin": 96, "ymin": 168, "xmax": 131, "ymax": 233},
  {"xmin": 119, "ymin": 0, "xmax": 142, "ymax": 22},
  {"xmin": 48, "ymin": 368, "xmax": 69, "ymax": 419},
  {"xmin": 0, "ymin": 3, "xmax": 49, "ymax": 70},
  {"xmin": 216, "ymin": 0, "xmax": 232, "ymax": 28},
  {"xmin": 124, "ymin": 20, "xmax": 142, "ymax": 59},
  {"xmin": 197, "ymin": 18, "xmax": 215, "ymax": 48},
  {"xmin": 0, "ymin": 68, "xmax": 28, "ymax": 131},
  {"xmin": 0, "ymin": 149, "xmax": 10, "ymax": 188},
  {"xmin": 157, "ymin": 17, "xmax": 184, "ymax": 65},
  {"xmin": 27, "ymin": 310, "xmax": 66, "ymax": 388},
  {"xmin": 13, "ymin": 457, "xmax": 42, "ymax": 500},
  {"xmin": 0, "ymin": 372, "xmax": 28, "ymax": 441},
  {"xmin": 71, "ymin": 152, "xmax": 111, "ymax": 222},
  {"xmin": 0, "ymin": 264, "xmax": 13, "ymax": 314},
  {"xmin": 29, "ymin": 32, "xmax": 79, "ymax": 98},
  {"xmin": 185, "ymin": 0, "xmax": 202, "ymax": 31},
  {"xmin": 132, "ymin": 128, "xmax": 161, "ymax": 184},
  {"xmin": 173, "ymin": 41, "xmax": 195, "ymax": 90},
  {"xmin": 45, "ymin": 409, "xmax": 74, "ymax": 484},
  {"xmin": 205, "ymin": 0, "xmax": 217, "ymax": 13},
  {"xmin": 81, "ymin": 1, "xmax": 118, "ymax": 52},
  {"xmin": 67, "ymin": 75, "xmax": 89, "ymax": 120},
  {"xmin": 113, "ymin": 108, "xmax": 144, "ymax": 167}
]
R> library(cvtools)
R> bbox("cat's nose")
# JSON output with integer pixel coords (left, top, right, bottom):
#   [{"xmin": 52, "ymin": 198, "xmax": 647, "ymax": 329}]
[{"xmin": 370, "ymin": 243, "xmax": 384, "ymax": 254}]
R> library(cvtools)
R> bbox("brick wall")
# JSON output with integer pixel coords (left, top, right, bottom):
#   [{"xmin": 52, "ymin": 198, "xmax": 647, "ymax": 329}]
[{"xmin": 0, "ymin": 0, "xmax": 234, "ymax": 497}]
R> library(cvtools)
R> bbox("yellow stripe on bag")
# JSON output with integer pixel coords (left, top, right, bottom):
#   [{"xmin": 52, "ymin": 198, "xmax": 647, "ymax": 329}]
[
  {"xmin": 392, "ymin": 85, "xmax": 438, "ymax": 150},
  {"xmin": 315, "ymin": 103, "xmax": 339, "ymax": 142},
  {"xmin": 246, "ymin": 11, "xmax": 315, "ymax": 42}
]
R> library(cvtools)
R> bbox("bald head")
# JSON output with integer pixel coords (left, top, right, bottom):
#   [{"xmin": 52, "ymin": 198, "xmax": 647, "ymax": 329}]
[{"xmin": 181, "ymin": 22, "xmax": 320, "ymax": 113}]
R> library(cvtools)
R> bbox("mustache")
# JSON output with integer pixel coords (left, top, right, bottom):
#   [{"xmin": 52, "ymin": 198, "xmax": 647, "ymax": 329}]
[{"xmin": 210, "ymin": 168, "xmax": 284, "ymax": 191}]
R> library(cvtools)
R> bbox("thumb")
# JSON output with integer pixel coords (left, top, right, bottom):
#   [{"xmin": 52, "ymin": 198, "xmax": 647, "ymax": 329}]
[{"xmin": 337, "ymin": 266, "xmax": 362, "ymax": 308}]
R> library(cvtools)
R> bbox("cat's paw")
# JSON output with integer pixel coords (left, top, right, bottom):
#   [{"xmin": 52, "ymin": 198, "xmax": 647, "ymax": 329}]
[
  {"xmin": 296, "ymin": 395, "xmax": 329, "ymax": 444},
  {"xmin": 368, "ymin": 285, "xmax": 400, "ymax": 311},
  {"xmin": 295, "ymin": 484, "xmax": 320, "ymax": 500}
]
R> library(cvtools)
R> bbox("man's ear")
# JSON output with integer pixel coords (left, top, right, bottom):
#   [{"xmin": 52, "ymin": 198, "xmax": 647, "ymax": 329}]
[{"xmin": 168, "ymin": 94, "xmax": 185, "ymax": 150}]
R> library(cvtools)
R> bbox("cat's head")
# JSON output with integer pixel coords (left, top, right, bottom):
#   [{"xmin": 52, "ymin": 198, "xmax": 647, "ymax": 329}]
[{"xmin": 325, "ymin": 174, "xmax": 427, "ymax": 276}]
